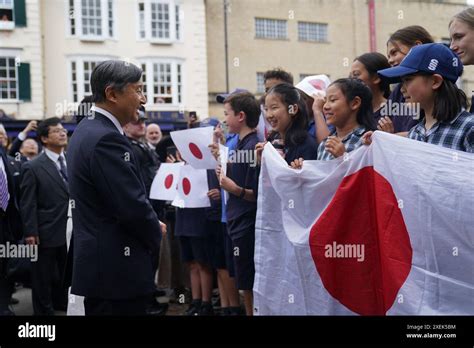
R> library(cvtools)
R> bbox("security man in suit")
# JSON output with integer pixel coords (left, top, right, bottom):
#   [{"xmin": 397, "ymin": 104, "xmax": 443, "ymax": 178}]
[{"xmin": 20, "ymin": 117, "xmax": 69, "ymax": 315}]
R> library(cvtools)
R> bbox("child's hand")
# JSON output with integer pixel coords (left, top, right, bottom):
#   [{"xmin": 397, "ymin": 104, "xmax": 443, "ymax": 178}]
[
  {"xmin": 290, "ymin": 158, "xmax": 304, "ymax": 169},
  {"xmin": 377, "ymin": 116, "xmax": 394, "ymax": 133},
  {"xmin": 219, "ymin": 174, "xmax": 238, "ymax": 193},
  {"xmin": 255, "ymin": 141, "xmax": 267, "ymax": 165},
  {"xmin": 213, "ymin": 124, "xmax": 225, "ymax": 144},
  {"xmin": 207, "ymin": 188, "xmax": 221, "ymax": 201},
  {"xmin": 312, "ymin": 94, "xmax": 326, "ymax": 114},
  {"xmin": 208, "ymin": 143, "xmax": 220, "ymax": 160},
  {"xmin": 362, "ymin": 131, "xmax": 374, "ymax": 146},
  {"xmin": 159, "ymin": 221, "xmax": 167, "ymax": 236},
  {"xmin": 166, "ymin": 154, "xmax": 177, "ymax": 163},
  {"xmin": 325, "ymin": 136, "xmax": 346, "ymax": 158}
]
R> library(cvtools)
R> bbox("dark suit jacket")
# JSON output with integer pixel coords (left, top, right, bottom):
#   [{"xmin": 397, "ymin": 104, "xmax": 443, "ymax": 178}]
[
  {"xmin": 0, "ymin": 147, "xmax": 22, "ymax": 276},
  {"xmin": 19, "ymin": 152, "xmax": 69, "ymax": 248},
  {"xmin": 67, "ymin": 112, "xmax": 161, "ymax": 300}
]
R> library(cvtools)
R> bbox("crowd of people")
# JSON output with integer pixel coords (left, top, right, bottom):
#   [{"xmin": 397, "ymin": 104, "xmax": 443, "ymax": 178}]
[{"xmin": 0, "ymin": 8, "xmax": 472, "ymax": 316}]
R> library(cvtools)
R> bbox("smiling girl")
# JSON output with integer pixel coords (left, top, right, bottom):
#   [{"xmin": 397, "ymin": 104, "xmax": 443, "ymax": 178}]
[
  {"xmin": 315, "ymin": 78, "xmax": 376, "ymax": 161},
  {"xmin": 449, "ymin": 7, "xmax": 474, "ymax": 112},
  {"xmin": 365, "ymin": 43, "xmax": 474, "ymax": 153},
  {"xmin": 261, "ymin": 83, "xmax": 319, "ymax": 164},
  {"xmin": 381, "ymin": 26, "xmax": 434, "ymax": 133},
  {"xmin": 350, "ymin": 52, "xmax": 391, "ymax": 123}
]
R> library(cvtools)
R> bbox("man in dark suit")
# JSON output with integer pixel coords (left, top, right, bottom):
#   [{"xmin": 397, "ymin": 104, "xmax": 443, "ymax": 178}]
[
  {"xmin": 67, "ymin": 60, "xmax": 166, "ymax": 315},
  {"xmin": 0, "ymin": 143, "xmax": 22, "ymax": 316},
  {"xmin": 20, "ymin": 117, "xmax": 69, "ymax": 315}
]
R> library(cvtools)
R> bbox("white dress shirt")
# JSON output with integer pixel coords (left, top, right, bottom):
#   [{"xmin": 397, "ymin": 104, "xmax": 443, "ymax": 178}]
[
  {"xmin": 44, "ymin": 148, "xmax": 66, "ymax": 172},
  {"xmin": 90, "ymin": 106, "xmax": 124, "ymax": 135}
]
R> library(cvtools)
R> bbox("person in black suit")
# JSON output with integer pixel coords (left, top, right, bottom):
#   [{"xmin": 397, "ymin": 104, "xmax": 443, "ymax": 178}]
[
  {"xmin": 0, "ymin": 141, "xmax": 23, "ymax": 315},
  {"xmin": 20, "ymin": 117, "xmax": 69, "ymax": 315},
  {"xmin": 67, "ymin": 60, "xmax": 166, "ymax": 316}
]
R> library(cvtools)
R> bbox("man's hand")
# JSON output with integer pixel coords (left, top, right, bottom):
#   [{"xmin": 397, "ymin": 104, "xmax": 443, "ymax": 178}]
[
  {"xmin": 325, "ymin": 136, "xmax": 346, "ymax": 158},
  {"xmin": 159, "ymin": 221, "xmax": 167, "ymax": 236},
  {"xmin": 25, "ymin": 236, "xmax": 39, "ymax": 245},
  {"xmin": 23, "ymin": 120, "xmax": 38, "ymax": 135},
  {"xmin": 207, "ymin": 188, "xmax": 221, "ymax": 201}
]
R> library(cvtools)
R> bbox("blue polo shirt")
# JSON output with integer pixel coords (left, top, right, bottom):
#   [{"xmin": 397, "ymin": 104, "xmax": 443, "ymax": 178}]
[
  {"xmin": 226, "ymin": 131, "xmax": 259, "ymax": 237},
  {"xmin": 221, "ymin": 133, "xmax": 239, "ymax": 224}
]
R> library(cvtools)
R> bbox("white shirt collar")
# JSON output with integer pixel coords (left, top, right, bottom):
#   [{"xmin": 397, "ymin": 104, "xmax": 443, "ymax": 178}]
[
  {"xmin": 44, "ymin": 148, "xmax": 65, "ymax": 165},
  {"xmin": 91, "ymin": 106, "xmax": 124, "ymax": 135},
  {"xmin": 147, "ymin": 142, "xmax": 156, "ymax": 150}
]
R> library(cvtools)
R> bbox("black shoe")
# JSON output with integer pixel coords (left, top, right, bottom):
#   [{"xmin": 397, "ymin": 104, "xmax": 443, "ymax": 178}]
[
  {"xmin": 184, "ymin": 299, "xmax": 201, "ymax": 316},
  {"xmin": 228, "ymin": 306, "xmax": 243, "ymax": 316},
  {"xmin": 9, "ymin": 297, "xmax": 19, "ymax": 305},
  {"xmin": 154, "ymin": 289, "xmax": 167, "ymax": 298},
  {"xmin": 146, "ymin": 302, "xmax": 168, "ymax": 316},
  {"xmin": 199, "ymin": 302, "xmax": 214, "ymax": 316}
]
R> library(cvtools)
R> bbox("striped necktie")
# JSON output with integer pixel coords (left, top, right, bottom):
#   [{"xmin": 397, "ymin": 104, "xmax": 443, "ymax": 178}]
[{"xmin": 0, "ymin": 162, "xmax": 10, "ymax": 211}]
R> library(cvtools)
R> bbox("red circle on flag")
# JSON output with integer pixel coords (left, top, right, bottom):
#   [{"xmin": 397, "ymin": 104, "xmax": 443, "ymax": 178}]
[
  {"xmin": 189, "ymin": 143, "xmax": 203, "ymax": 159},
  {"xmin": 309, "ymin": 79, "xmax": 325, "ymax": 90},
  {"xmin": 309, "ymin": 166, "xmax": 412, "ymax": 316},
  {"xmin": 164, "ymin": 174, "xmax": 174, "ymax": 189},
  {"xmin": 182, "ymin": 178, "xmax": 191, "ymax": 195}
]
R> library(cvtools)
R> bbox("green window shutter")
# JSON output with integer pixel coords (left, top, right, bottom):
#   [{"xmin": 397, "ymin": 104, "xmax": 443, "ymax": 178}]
[
  {"xmin": 14, "ymin": 0, "xmax": 27, "ymax": 27},
  {"xmin": 18, "ymin": 63, "xmax": 31, "ymax": 102}
]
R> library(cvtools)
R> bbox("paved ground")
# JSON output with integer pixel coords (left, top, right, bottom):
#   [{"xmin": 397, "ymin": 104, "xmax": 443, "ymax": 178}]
[{"xmin": 10, "ymin": 285, "xmax": 187, "ymax": 316}]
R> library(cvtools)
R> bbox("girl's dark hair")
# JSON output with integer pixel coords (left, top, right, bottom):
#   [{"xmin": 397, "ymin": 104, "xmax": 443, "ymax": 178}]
[
  {"xmin": 387, "ymin": 25, "xmax": 434, "ymax": 48},
  {"xmin": 354, "ymin": 52, "xmax": 391, "ymax": 99},
  {"xmin": 429, "ymin": 76, "xmax": 468, "ymax": 122},
  {"xmin": 267, "ymin": 83, "xmax": 309, "ymax": 147},
  {"xmin": 330, "ymin": 78, "xmax": 377, "ymax": 131}
]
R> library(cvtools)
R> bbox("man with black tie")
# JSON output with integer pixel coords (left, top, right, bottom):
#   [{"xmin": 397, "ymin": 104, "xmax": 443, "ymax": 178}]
[
  {"xmin": 67, "ymin": 60, "xmax": 166, "ymax": 315},
  {"xmin": 20, "ymin": 117, "xmax": 69, "ymax": 315}
]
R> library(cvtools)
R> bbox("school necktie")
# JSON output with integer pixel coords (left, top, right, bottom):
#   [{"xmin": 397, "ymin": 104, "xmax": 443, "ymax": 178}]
[
  {"xmin": 0, "ymin": 162, "xmax": 10, "ymax": 211},
  {"xmin": 58, "ymin": 155, "xmax": 68, "ymax": 182}
]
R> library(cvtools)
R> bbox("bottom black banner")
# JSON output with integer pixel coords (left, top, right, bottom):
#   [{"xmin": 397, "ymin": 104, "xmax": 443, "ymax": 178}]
[{"xmin": 0, "ymin": 316, "xmax": 473, "ymax": 345}]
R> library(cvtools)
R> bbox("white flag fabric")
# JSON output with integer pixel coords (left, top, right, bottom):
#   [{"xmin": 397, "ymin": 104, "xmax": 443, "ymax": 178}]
[
  {"xmin": 254, "ymin": 131, "xmax": 474, "ymax": 315},
  {"xmin": 218, "ymin": 144, "xmax": 230, "ymax": 203},
  {"xmin": 170, "ymin": 127, "xmax": 218, "ymax": 169},
  {"xmin": 171, "ymin": 165, "xmax": 210, "ymax": 208},
  {"xmin": 150, "ymin": 162, "xmax": 184, "ymax": 201}
]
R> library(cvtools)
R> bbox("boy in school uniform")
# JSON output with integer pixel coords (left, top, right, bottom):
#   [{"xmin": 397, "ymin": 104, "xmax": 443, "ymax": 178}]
[{"xmin": 215, "ymin": 92, "xmax": 260, "ymax": 316}]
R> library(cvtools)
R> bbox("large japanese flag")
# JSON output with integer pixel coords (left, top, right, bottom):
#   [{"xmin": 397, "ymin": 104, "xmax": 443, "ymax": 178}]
[
  {"xmin": 170, "ymin": 127, "xmax": 218, "ymax": 169},
  {"xmin": 254, "ymin": 131, "xmax": 474, "ymax": 315},
  {"xmin": 171, "ymin": 165, "xmax": 210, "ymax": 208},
  {"xmin": 150, "ymin": 162, "xmax": 184, "ymax": 201}
]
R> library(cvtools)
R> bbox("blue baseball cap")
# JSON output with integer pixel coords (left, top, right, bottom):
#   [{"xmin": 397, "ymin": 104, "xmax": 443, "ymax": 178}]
[
  {"xmin": 216, "ymin": 88, "xmax": 249, "ymax": 103},
  {"xmin": 378, "ymin": 43, "xmax": 463, "ymax": 83},
  {"xmin": 199, "ymin": 117, "xmax": 220, "ymax": 128}
]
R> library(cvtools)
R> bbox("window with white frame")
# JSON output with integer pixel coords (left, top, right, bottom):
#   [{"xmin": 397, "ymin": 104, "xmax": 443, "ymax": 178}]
[
  {"xmin": 141, "ymin": 60, "xmax": 182, "ymax": 105},
  {"xmin": 0, "ymin": 56, "xmax": 17, "ymax": 100},
  {"xmin": 255, "ymin": 18, "xmax": 287, "ymax": 40},
  {"xmin": 256, "ymin": 72, "xmax": 265, "ymax": 94},
  {"xmin": 70, "ymin": 58, "xmax": 109, "ymax": 103},
  {"xmin": 298, "ymin": 22, "xmax": 328, "ymax": 42},
  {"xmin": 68, "ymin": 0, "xmax": 114, "ymax": 40},
  {"xmin": 0, "ymin": 0, "xmax": 14, "ymax": 29},
  {"xmin": 138, "ymin": 0, "xmax": 181, "ymax": 42}
]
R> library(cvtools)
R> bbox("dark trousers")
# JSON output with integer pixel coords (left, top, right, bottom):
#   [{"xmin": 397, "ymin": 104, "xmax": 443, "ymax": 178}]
[
  {"xmin": 84, "ymin": 295, "xmax": 150, "ymax": 316},
  {"xmin": 31, "ymin": 244, "xmax": 67, "ymax": 315},
  {"xmin": 0, "ymin": 259, "xmax": 11, "ymax": 310}
]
